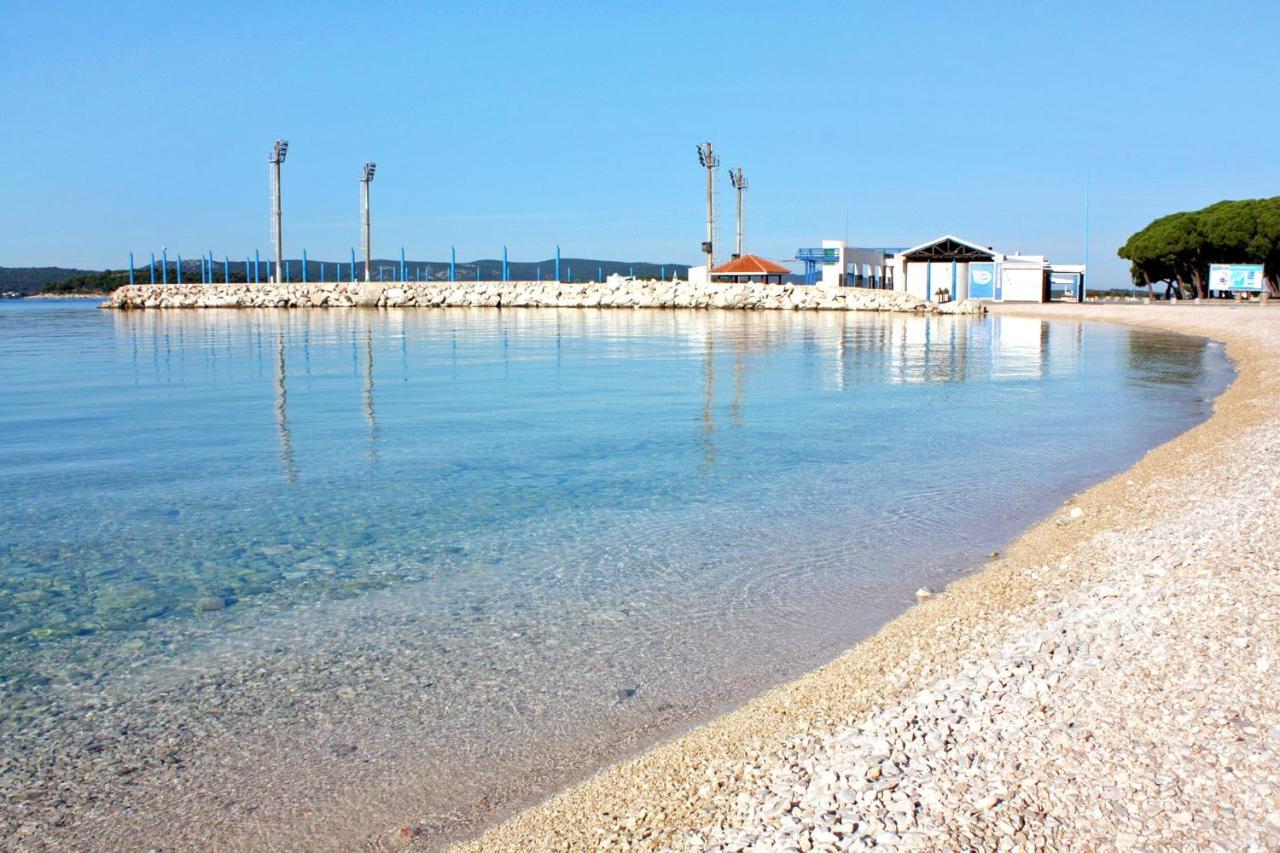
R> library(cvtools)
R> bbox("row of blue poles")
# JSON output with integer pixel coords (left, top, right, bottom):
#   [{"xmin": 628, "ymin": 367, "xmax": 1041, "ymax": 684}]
[{"xmin": 126, "ymin": 243, "xmax": 664, "ymax": 285}]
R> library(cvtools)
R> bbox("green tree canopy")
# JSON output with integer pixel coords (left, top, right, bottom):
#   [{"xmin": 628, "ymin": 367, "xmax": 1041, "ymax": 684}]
[{"xmin": 1119, "ymin": 197, "xmax": 1280, "ymax": 297}]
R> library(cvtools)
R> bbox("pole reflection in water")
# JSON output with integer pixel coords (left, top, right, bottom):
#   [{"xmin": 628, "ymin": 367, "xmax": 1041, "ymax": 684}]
[
  {"xmin": 700, "ymin": 334, "xmax": 716, "ymax": 468},
  {"xmin": 275, "ymin": 329, "xmax": 297, "ymax": 482},
  {"xmin": 362, "ymin": 325, "xmax": 380, "ymax": 462}
]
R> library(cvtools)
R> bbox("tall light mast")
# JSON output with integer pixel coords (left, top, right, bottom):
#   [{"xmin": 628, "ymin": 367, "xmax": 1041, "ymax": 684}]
[
  {"xmin": 360, "ymin": 161, "xmax": 376, "ymax": 282},
  {"xmin": 268, "ymin": 140, "xmax": 288, "ymax": 283},
  {"xmin": 697, "ymin": 142, "xmax": 719, "ymax": 274},
  {"xmin": 728, "ymin": 167, "xmax": 747, "ymax": 258}
]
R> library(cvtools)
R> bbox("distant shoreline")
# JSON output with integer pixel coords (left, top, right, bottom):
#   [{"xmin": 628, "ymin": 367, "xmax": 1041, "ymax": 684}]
[{"xmin": 21, "ymin": 293, "xmax": 110, "ymax": 300}]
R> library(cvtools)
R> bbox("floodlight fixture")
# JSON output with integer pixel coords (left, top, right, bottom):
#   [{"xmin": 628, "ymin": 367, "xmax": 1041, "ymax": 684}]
[{"xmin": 362, "ymin": 161, "xmax": 376, "ymax": 183}]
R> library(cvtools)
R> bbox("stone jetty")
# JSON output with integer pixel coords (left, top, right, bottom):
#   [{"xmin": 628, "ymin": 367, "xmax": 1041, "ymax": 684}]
[{"xmin": 102, "ymin": 280, "xmax": 984, "ymax": 314}]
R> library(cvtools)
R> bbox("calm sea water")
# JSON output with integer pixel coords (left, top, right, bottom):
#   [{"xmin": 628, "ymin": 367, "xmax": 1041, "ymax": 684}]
[{"xmin": 0, "ymin": 299, "xmax": 1229, "ymax": 847}]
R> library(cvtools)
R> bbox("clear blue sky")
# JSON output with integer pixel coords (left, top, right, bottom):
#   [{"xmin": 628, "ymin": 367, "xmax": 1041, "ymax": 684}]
[{"xmin": 2, "ymin": 0, "xmax": 1276, "ymax": 285}]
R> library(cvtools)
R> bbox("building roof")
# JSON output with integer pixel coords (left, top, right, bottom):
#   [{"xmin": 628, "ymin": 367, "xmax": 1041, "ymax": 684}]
[
  {"xmin": 898, "ymin": 235, "xmax": 996, "ymax": 262},
  {"xmin": 711, "ymin": 254, "xmax": 790, "ymax": 275}
]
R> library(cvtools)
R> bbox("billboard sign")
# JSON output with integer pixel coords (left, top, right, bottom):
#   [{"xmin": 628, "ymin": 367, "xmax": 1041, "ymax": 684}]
[
  {"xmin": 1209, "ymin": 263, "xmax": 1265, "ymax": 293},
  {"xmin": 968, "ymin": 262, "xmax": 996, "ymax": 299}
]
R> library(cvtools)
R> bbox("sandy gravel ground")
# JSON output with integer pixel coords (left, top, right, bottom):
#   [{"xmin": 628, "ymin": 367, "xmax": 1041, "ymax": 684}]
[{"xmin": 454, "ymin": 303, "xmax": 1280, "ymax": 852}]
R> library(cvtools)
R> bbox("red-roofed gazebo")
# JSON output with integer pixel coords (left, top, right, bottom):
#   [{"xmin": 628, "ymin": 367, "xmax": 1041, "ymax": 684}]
[{"xmin": 710, "ymin": 254, "xmax": 790, "ymax": 285}]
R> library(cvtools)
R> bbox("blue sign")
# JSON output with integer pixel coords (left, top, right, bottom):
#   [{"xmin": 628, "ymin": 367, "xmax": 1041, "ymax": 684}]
[
  {"xmin": 968, "ymin": 262, "xmax": 996, "ymax": 299},
  {"xmin": 1209, "ymin": 263, "xmax": 1265, "ymax": 293}
]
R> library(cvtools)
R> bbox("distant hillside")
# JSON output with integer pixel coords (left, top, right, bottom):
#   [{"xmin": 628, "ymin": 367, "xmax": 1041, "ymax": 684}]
[
  {"xmin": 21, "ymin": 258, "xmax": 695, "ymax": 294},
  {"xmin": 0, "ymin": 267, "xmax": 97, "ymax": 295}
]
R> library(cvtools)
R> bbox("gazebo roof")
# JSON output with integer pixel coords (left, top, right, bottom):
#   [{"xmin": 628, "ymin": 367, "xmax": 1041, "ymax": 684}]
[
  {"xmin": 899, "ymin": 235, "xmax": 996, "ymax": 262},
  {"xmin": 711, "ymin": 254, "xmax": 790, "ymax": 275}
]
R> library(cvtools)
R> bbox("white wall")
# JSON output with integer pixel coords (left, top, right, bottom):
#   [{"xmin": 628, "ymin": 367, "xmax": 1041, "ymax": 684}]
[
  {"xmin": 819, "ymin": 240, "xmax": 844, "ymax": 291},
  {"xmin": 1000, "ymin": 258, "xmax": 1046, "ymax": 302}
]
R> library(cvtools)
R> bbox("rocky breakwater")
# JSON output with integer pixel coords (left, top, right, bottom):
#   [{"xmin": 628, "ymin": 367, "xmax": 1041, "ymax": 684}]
[{"xmin": 103, "ymin": 280, "xmax": 984, "ymax": 314}]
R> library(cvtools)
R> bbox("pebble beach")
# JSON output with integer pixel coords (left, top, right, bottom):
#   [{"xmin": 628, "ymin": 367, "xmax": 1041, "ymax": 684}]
[{"xmin": 457, "ymin": 302, "xmax": 1280, "ymax": 852}]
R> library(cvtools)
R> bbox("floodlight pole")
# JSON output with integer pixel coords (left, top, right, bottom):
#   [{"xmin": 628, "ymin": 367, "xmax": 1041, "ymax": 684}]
[
  {"xmin": 360, "ymin": 162, "xmax": 376, "ymax": 282},
  {"xmin": 697, "ymin": 142, "xmax": 719, "ymax": 274},
  {"xmin": 729, "ymin": 168, "xmax": 747, "ymax": 258},
  {"xmin": 269, "ymin": 140, "xmax": 288, "ymax": 283}
]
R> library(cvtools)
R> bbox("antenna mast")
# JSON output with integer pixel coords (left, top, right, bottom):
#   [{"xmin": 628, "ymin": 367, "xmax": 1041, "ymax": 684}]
[
  {"xmin": 697, "ymin": 142, "xmax": 719, "ymax": 274},
  {"xmin": 728, "ymin": 167, "xmax": 747, "ymax": 258}
]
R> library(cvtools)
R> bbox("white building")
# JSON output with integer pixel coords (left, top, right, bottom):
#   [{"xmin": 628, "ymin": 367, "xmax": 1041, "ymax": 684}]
[{"xmin": 816, "ymin": 235, "xmax": 1085, "ymax": 303}]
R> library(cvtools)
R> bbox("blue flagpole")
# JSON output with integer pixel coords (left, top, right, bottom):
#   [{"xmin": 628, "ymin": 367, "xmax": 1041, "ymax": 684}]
[
  {"xmin": 149, "ymin": 252, "xmax": 156, "ymax": 284},
  {"xmin": 351, "ymin": 247, "xmax": 356, "ymax": 282},
  {"xmin": 224, "ymin": 256, "xmax": 229, "ymax": 284},
  {"xmin": 400, "ymin": 247, "xmax": 406, "ymax": 282},
  {"xmin": 162, "ymin": 249, "xmax": 168, "ymax": 284},
  {"xmin": 555, "ymin": 245, "xmax": 561, "ymax": 282},
  {"xmin": 450, "ymin": 246, "xmax": 456, "ymax": 282},
  {"xmin": 254, "ymin": 249, "xmax": 260, "ymax": 283},
  {"xmin": 129, "ymin": 252, "xmax": 135, "ymax": 285},
  {"xmin": 502, "ymin": 246, "xmax": 508, "ymax": 282},
  {"xmin": 302, "ymin": 249, "xmax": 308, "ymax": 283},
  {"xmin": 177, "ymin": 255, "xmax": 183, "ymax": 284}
]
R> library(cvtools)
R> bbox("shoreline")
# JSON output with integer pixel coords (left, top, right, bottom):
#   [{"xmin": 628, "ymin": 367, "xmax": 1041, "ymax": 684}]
[{"xmin": 456, "ymin": 302, "xmax": 1280, "ymax": 850}]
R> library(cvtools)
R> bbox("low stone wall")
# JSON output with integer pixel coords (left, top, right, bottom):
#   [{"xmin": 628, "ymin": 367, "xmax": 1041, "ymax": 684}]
[{"xmin": 103, "ymin": 281, "xmax": 985, "ymax": 314}]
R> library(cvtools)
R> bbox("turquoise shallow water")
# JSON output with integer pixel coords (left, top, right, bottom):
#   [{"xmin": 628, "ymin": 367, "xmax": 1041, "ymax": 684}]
[{"xmin": 0, "ymin": 300, "xmax": 1230, "ymax": 845}]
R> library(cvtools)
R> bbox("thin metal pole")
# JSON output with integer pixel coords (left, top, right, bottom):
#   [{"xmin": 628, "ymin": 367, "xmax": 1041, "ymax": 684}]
[
  {"xmin": 224, "ymin": 256, "xmax": 229, "ymax": 284},
  {"xmin": 555, "ymin": 245, "xmax": 561, "ymax": 282},
  {"xmin": 362, "ymin": 179, "xmax": 372, "ymax": 282},
  {"xmin": 150, "ymin": 253, "xmax": 156, "ymax": 284},
  {"xmin": 129, "ymin": 252, "xmax": 135, "ymax": 285},
  {"xmin": 1082, "ymin": 174, "xmax": 1090, "ymax": 302},
  {"xmin": 162, "ymin": 249, "xmax": 168, "ymax": 284},
  {"xmin": 450, "ymin": 246, "xmax": 456, "ymax": 282},
  {"xmin": 255, "ymin": 249, "xmax": 260, "ymax": 283},
  {"xmin": 271, "ymin": 158, "xmax": 283, "ymax": 283},
  {"xmin": 502, "ymin": 246, "xmax": 508, "ymax": 282},
  {"xmin": 400, "ymin": 247, "xmax": 405, "ymax": 282},
  {"xmin": 736, "ymin": 176, "xmax": 745, "ymax": 257},
  {"xmin": 704, "ymin": 143, "xmax": 716, "ymax": 274},
  {"xmin": 351, "ymin": 247, "xmax": 356, "ymax": 282},
  {"xmin": 302, "ymin": 248, "xmax": 308, "ymax": 283},
  {"xmin": 177, "ymin": 255, "xmax": 183, "ymax": 284}
]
